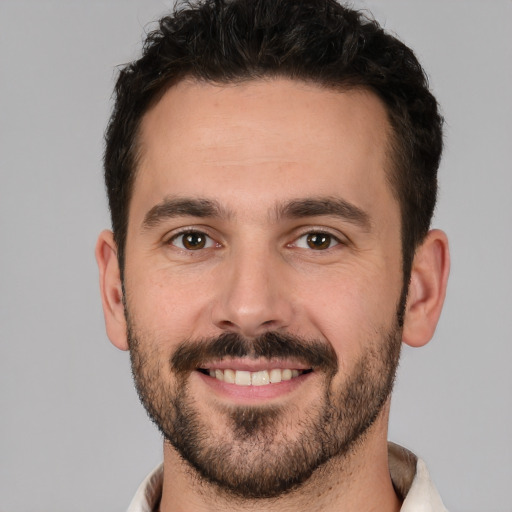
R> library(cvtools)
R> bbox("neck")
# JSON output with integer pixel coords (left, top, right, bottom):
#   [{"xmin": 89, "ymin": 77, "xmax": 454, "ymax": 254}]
[{"xmin": 159, "ymin": 407, "xmax": 401, "ymax": 512}]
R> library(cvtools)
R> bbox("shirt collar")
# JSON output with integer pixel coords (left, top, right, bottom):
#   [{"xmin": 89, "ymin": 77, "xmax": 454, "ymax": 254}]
[{"xmin": 127, "ymin": 463, "xmax": 163, "ymax": 512}]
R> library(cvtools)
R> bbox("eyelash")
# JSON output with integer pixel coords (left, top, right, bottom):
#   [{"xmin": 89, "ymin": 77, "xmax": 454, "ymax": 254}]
[
  {"xmin": 291, "ymin": 231, "xmax": 342, "ymax": 250},
  {"xmin": 166, "ymin": 228, "xmax": 344, "ymax": 252},
  {"xmin": 167, "ymin": 229, "xmax": 217, "ymax": 251}
]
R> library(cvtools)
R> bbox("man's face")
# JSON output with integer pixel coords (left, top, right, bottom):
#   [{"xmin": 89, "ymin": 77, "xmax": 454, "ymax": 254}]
[{"xmin": 123, "ymin": 79, "xmax": 405, "ymax": 497}]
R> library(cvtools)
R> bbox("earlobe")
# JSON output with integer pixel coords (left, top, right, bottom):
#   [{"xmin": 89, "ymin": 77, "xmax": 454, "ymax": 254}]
[
  {"xmin": 95, "ymin": 230, "xmax": 129, "ymax": 351},
  {"xmin": 402, "ymin": 229, "xmax": 450, "ymax": 348}
]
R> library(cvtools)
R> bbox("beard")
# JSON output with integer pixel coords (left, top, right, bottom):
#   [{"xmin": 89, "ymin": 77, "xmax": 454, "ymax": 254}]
[{"xmin": 127, "ymin": 317, "xmax": 402, "ymax": 500}]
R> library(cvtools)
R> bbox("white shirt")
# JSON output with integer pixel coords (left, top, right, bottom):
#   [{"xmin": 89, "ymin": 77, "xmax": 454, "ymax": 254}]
[{"xmin": 127, "ymin": 443, "xmax": 448, "ymax": 512}]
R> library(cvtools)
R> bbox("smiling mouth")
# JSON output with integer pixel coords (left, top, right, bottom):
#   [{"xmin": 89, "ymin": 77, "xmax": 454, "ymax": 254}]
[{"xmin": 197, "ymin": 368, "xmax": 313, "ymax": 386}]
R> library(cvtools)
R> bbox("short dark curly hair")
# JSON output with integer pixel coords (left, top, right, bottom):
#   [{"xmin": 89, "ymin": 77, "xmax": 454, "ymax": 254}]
[{"xmin": 104, "ymin": 0, "xmax": 443, "ymax": 289}]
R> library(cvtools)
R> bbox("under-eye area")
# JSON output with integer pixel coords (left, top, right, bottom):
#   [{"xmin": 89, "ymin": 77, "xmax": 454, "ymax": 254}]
[{"xmin": 197, "ymin": 368, "xmax": 314, "ymax": 386}]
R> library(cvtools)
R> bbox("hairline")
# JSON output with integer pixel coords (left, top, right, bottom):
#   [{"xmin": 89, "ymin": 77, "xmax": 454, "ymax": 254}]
[{"xmin": 119, "ymin": 74, "xmax": 409, "ymax": 275}]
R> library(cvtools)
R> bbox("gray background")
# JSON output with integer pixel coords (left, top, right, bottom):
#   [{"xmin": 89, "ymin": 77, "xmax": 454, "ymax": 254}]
[{"xmin": 0, "ymin": 1, "xmax": 510, "ymax": 511}]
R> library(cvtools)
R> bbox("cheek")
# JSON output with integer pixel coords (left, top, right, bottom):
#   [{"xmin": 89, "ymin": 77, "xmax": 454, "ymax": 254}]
[
  {"xmin": 296, "ymin": 267, "xmax": 402, "ymax": 357},
  {"xmin": 124, "ymin": 266, "xmax": 215, "ymax": 342}
]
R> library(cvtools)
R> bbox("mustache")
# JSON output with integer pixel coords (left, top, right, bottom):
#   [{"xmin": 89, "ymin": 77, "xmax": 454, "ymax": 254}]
[{"xmin": 171, "ymin": 331, "xmax": 338, "ymax": 374}]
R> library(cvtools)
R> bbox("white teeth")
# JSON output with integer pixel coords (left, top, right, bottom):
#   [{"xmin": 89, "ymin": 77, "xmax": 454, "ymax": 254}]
[
  {"xmin": 269, "ymin": 368, "xmax": 282, "ymax": 383},
  {"xmin": 251, "ymin": 370, "xmax": 270, "ymax": 386},
  {"xmin": 224, "ymin": 369, "xmax": 236, "ymax": 384},
  {"xmin": 282, "ymin": 369, "xmax": 292, "ymax": 381},
  {"xmin": 206, "ymin": 368, "xmax": 306, "ymax": 386},
  {"xmin": 235, "ymin": 370, "xmax": 251, "ymax": 386}
]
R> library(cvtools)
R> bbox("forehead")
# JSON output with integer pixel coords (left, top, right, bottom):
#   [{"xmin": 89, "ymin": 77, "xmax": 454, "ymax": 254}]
[{"xmin": 133, "ymin": 78, "xmax": 396, "ymax": 223}]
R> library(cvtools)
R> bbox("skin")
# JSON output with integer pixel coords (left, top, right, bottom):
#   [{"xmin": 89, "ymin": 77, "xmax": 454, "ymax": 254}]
[{"xmin": 96, "ymin": 78, "xmax": 450, "ymax": 512}]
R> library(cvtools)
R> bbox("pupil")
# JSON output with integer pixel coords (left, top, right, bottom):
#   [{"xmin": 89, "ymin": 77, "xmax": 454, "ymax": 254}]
[
  {"xmin": 184, "ymin": 233, "xmax": 205, "ymax": 249},
  {"xmin": 307, "ymin": 233, "xmax": 330, "ymax": 250}
]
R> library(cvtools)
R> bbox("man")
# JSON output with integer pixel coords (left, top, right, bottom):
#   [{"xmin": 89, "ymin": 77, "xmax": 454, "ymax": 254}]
[{"xmin": 96, "ymin": 0, "xmax": 450, "ymax": 510}]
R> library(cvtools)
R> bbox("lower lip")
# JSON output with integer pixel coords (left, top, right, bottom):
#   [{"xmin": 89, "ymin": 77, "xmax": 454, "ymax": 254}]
[{"xmin": 195, "ymin": 370, "xmax": 313, "ymax": 403}]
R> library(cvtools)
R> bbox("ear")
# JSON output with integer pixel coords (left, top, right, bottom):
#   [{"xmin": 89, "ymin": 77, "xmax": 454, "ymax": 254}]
[
  {"xmin": 95, "ymin": 230, "xmax": 129, "ymax": 351},
  {"xmin": 402, "ymin": 229, "xmax": 450, "ymax": 347}
]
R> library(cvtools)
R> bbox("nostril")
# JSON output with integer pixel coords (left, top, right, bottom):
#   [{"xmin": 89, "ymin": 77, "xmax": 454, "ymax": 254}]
[
  {"xmin": 215, "ymin": 317, "xmax": 283, "ymax": 338},
  {"xmin": 218, "ymin": 320, "xmax": 236, "ymax": 329},
  {"xmin": 211, "ymin": 289, "xmax": 294, "ymax": 338}
]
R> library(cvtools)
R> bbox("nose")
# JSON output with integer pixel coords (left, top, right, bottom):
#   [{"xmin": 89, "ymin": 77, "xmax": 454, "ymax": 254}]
[{"xmin": 211, "ymin": 245, "xmax": 294, "ymax": 338}]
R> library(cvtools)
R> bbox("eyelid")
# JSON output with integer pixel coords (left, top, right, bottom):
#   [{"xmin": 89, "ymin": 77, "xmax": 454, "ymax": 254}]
[
  {"xmin": 165, "ymin": 227, "xmax": 219, "ymax": 250},
  {"xmin": 293, "ymin": 233, "xmax": 339, "ymax": 250},
  {"xmin": 288, "ymin": 227, "xmax": 348, "ymax": 248}
]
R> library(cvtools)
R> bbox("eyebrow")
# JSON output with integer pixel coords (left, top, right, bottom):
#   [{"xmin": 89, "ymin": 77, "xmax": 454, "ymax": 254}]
[
  {"xmin": 141, "ymin": 195, "xmax": 371, "ymax": 231},
  {"xmin": 277, "ymin": 197, "xmax": 372, "ymax": 231},
  {"xmin": 142, "ymin": 197, "xmax": 229, "ymax": 230}
]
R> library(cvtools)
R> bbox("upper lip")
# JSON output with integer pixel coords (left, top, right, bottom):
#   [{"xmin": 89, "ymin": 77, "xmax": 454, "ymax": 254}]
[{"xmin": 199, "ymin": 358, "xmax": 312, "ymax": 372}]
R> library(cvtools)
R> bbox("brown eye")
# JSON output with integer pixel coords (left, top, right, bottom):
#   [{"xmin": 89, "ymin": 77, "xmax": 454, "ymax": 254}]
[
  {"xmin": 293, "ymin": 232, "xmax": 340, "ymax": 250},
  {"xmin": 306, "ymin": 233, "xmax": 332, "ymax": 250},
  {"xmin": 170, "ymin": 231, "xmax": 214, "ymax": 250}
]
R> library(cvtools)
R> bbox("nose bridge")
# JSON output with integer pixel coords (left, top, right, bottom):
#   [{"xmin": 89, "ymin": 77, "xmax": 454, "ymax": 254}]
[{"xmin": 212, "ymin": 239, "xmax": 292, "ymax": 336}]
